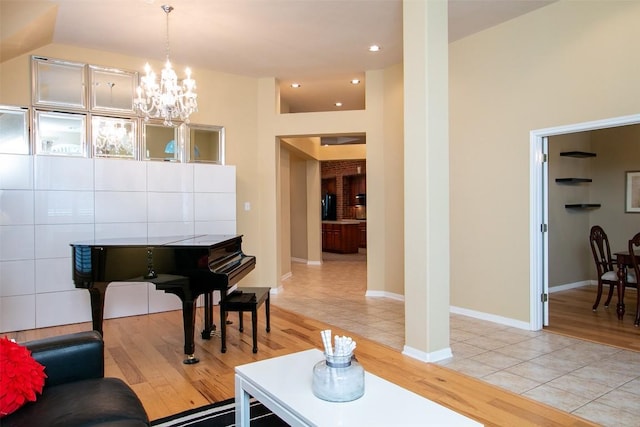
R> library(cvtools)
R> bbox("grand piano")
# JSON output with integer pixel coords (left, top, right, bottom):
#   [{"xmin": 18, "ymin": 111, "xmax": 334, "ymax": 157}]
[{"xmin": 71, "ymin": 234, "xmax": 255, "ymax": 364}]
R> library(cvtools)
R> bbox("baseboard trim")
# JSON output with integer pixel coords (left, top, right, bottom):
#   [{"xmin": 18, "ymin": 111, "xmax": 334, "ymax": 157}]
[
  {"xmin": 402, "ymin": 344, "xmax": 452, "ymax": 363},
  {"xmin": 280, "ymin": 271, "xmax": 292, "ymax": 281},
  {"xmin": 365, "ymin": 290, "xmax": 405, "ymax": 301},
  {"xmin": 270, "ymin": 285, "xmax": 284, "ymax": 294},
  {"xmin": 549, "ymin": 280, "xmax": 594, "ymax": 293},
  {"xmin": 291, "ymin": 257, "xmax": 322, "ymax": 266},
  {"xmin": 450, "ymin": 305, "xmax": 532, "ymax": 330}
]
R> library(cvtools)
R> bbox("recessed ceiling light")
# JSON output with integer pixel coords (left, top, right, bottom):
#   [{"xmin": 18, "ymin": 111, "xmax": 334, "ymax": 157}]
[
  {"xmin": 369, "ymin": 45, "xmax": 381, "ymax": 52},
  {"xmin": 290, "ymin": 83, "xmax": 301, "ymax": 88},
  {"xmin": 335, "ymin": 102, "xmax": 343, "ymax": 107},
  {"xmin": 351, "ymin": 79, "xmax": 360, "ymax": 85}
]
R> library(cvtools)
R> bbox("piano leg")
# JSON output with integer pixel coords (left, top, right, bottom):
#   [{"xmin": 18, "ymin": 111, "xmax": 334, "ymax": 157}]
[
  {"xmin": 87, "ymin": 282, "xmax": 109, "ymax": 335},
  {"xmin": 220, "ymin": 302, "xmax": 227, "ymax": 353},
  {"xmin": 181, "ymin": 298, "xmax": 199, "ymax": 364},
  {"xmin": 201, "ymin": 291, "xmax": 217, "ymax": 339}
]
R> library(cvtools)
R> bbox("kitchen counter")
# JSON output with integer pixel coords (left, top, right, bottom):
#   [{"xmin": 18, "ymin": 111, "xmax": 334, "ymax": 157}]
[{"xmin": 321, "ymin": 221, "xmax": 360, "ymax": 253}]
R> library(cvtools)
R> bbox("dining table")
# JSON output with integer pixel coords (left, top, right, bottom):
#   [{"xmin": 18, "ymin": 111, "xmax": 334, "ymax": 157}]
[{"xmin": 613, "ymin": 250, "xmax": 640, "ymax": 324}]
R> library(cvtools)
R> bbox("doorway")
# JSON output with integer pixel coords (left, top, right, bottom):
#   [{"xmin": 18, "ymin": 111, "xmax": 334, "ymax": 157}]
[
  {"xmin": 279, "ymin": 138, "xmax": 367, "ymax": 277},
  {"xmin": 530, "ymin": 113, "xmax": 640, "ymax": 330}
]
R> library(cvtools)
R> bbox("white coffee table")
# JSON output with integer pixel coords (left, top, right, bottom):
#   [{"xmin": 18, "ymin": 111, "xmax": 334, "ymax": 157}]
[{"xmin": 235, "ymin": 348, "xmax": 482, "ymax": 426}]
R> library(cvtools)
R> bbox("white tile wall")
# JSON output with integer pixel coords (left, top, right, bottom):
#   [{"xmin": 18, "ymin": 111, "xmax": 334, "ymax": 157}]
[
  {"xmin": 0, "ymin": 154, "xmax": 33, "ymax": 189},
  {"xmin": 0, "ymin": 190, "xmax": 34, "ymax": 225},
  {"xmin": 94, "ymin": 159, "xmax": 146, "ymax": 191},
  {"xmin": 95, "ymin": 222, "xmax": 148, "ymax": 239},
  {"xmin": 194, "ymin": 164, "xmax": 235, "ymax": 192},
  {"xmin": 0, "ymin": 260, "xmax": 35, "ymax": 297},
  {"xmin": 0, "ymin": 225, "xmax": 35, "ymax": 260},
  {"xmin": 147, "ymin": 192, "xmax": 194, "ymax": 222},
  {"xmin": 148, "ymin": 282, "xmax": 183, "ymax": 313},
  {"xmin": 0, "ymin": 154, "xmax": 237, "ymax": 333},
  {"xmin": 195, "ymin": 221, "xmax": 237, "ymax": 235},
  {"xmin": 36, "ymin": 290, "xmax": 91, "ymax": 328},
  {"xmin": 195, "ymin": 193, "xmax": 236, "ymax": 221},
  {"xmin": 34, "ymin": 190, "xmax": 94, "ymax": 224},
  {"xmin": 34, "ymin": 156, "xmax": 94, "ymax": 190},
  {"xmin": 148, "ymin": 221, "xmax": 195, "ymax": 237},
  {"xmin": 35, "ymin": 224, "xmax": 94, "ymax": 259},
  {"xmin": 0, "ymin": 294, "xmax": 36, "ymax": 331},
  {"xmin": 95, "ymin": 191, "xmax": 147, "ymax": 223},
  {"xmin": 35, "ymin": 258, "xmax": 75, "ymax": 293},
  {"xmin": 103, "ymin": 282, "xmax": 149, "ymax": 319},
  {"xmin": 147, "ymin": 162, "xmax": 194, "ymax": 192}
]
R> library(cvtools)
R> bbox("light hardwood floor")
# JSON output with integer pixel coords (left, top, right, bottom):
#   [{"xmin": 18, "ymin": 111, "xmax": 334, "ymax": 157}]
[
  {"xmin": 7, "ymin": 253, "xmax": 638, "ymax": 426},
  {"xmin": 8, "ymin": 306, "xmax": 597, "ymax": 426},
  {"xmin": 547, "ymin": 285, "xmax": 640, "ymax": 352}
]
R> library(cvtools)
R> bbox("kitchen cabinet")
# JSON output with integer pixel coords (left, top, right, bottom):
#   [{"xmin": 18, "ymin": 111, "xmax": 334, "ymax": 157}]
[
  {"xmin": 358, "ymin": 222, "xmax": 367, "ymax": 248},
  {"xmin": 322, "ymin": 222, "xmax": 359, "ymax": 253}
]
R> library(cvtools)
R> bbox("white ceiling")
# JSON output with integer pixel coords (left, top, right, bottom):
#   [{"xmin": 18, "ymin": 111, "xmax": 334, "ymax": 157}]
[{"xmin": 1, "ymin": 0, "xmax": 555, "ymax": 113}]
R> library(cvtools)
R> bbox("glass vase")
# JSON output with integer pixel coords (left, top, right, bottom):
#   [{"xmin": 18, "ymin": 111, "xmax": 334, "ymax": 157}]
[{"xmin": 312, "ymin": 353, "xmax": 365, "ymax": 402}]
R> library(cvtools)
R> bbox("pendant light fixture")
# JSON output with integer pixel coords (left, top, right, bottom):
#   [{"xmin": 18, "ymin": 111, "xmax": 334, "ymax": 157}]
[{"xmin": 134, "ymin": 5, "xmax": 197, "ymax": 126}]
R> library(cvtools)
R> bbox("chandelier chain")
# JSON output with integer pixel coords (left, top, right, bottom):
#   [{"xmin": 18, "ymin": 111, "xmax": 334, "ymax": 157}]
[{"xmin": 163, "ymin": 5, "xmax": 172, "ymax": 61}]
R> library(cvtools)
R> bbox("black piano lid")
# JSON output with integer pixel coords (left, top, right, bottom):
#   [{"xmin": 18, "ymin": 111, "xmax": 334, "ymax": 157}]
[{"xmin": 70, "ymin": 234, "xmax": 243, "ymax": 248}]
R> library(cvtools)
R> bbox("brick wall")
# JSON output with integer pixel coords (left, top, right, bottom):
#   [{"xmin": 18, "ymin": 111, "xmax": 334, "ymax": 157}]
[{"xmin": 321, "ymin": 160, "xmax": 366, "ymax": 220}]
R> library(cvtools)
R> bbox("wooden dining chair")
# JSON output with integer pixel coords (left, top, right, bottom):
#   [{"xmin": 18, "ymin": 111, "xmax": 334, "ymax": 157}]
[
  {"xmin": 589, "ymin": 225, "xmax": 618, "ymax": 311},
  {"xmin": 628, "ymin": 232, "xmax": 640, "ymax": 326}
]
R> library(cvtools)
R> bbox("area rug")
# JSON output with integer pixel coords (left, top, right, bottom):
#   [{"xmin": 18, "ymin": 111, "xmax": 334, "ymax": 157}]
[{"xmin": 151, "ymin": 397, "xmax": 289, "ymax": 427}]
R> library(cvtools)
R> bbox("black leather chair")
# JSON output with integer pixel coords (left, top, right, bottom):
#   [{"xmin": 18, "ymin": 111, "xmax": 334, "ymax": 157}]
[{"xmin": 2, "ymin": 331, "xmax": 149, "ymax": 427}]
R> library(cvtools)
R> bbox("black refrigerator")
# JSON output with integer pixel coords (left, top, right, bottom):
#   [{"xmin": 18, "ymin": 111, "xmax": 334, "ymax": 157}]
[{"xmin": 321, "ymin": 193, "xmax": 337, "ymax": 220}]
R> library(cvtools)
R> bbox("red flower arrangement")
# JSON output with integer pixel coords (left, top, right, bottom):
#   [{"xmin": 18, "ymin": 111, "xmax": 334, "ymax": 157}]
[{"xmin": 0, "ymin": 337, "xmax": 47, "ymax": 418}]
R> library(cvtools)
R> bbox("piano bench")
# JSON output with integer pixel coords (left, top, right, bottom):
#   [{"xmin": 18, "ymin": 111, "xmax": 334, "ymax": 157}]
[{"xmin": 220, "ymin": 287, "xmax": 271, "ymax": 353}]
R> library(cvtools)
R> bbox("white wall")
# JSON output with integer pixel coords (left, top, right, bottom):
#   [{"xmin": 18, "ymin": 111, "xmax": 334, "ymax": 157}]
[{"xmin": 0, "ymin": 154, "xmax": 236, "ymax": 333}]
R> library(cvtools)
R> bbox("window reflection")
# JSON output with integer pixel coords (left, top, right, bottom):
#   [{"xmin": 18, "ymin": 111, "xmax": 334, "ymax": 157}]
[
  {"xmin": 32, "ymin": 57, "xmax": 86, "ymax": 109},
  {"xmin": 0, "ymin": 106, "xmax": 29, "ymax": 154},
  {"xmin": 186, "ymin": 124, "xmax": 224, "ymax": 164},
  {"xmin": 144, "ymin": 122, "xmax": 179, "ymax": 161},
  {"xmin": 34, "ymin": 110, "xmax": 86, "ymax": 156},
  {"xmin": 90, "ymin": 66, "xmax": 137, "ymax": 113},
  {"xmin": 92, "ymin": 116, "xmax": 136, "ymax": 159}
]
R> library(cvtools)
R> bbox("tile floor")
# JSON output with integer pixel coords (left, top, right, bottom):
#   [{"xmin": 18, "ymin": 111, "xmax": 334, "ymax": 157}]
[{"xmin": 270, "ymin": 253, "xmax": 640, "ymax": 427}]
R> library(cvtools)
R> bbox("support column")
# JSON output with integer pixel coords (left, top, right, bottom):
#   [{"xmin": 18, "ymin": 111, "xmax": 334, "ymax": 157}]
[
  {"xmin": 403, "ymin": 0, "xmax": 451, "ymax": 361},
  {"xmin": 306, "ymin": 160, "xmax": 322, "ymax": 263}
]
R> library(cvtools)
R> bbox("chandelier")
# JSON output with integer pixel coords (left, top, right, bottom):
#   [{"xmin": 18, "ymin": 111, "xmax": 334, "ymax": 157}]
[{"xmin": 134, "ymin": 5, "xmax": 197, "ymax": 127}]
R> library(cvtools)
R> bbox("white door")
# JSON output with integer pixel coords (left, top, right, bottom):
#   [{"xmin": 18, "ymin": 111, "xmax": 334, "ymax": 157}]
[{"xmin": 542, "ymin": 136, "xmax": 549, "ymax": 326}]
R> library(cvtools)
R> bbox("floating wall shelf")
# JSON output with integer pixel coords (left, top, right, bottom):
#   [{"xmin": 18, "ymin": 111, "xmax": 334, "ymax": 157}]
[
  {"xmin": 555, "ymin": 178, "xmax": 592, "ymax": 183},
  {"xmin": 558, "ymin": 151, "xmax": 600, "ymax": 208},
  {"xmin": 565, "ymin": 204, "xmax": 601, "ymax": 209},
  {"xmin": 559, "ymin": 151, "xmax": 596, "ymax": 158}
]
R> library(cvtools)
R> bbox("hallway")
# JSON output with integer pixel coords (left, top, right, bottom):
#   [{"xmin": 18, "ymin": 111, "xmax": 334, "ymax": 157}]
[{"xmin": 270, "ymin": 254, "xmax": 640, "ymax": 427}]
